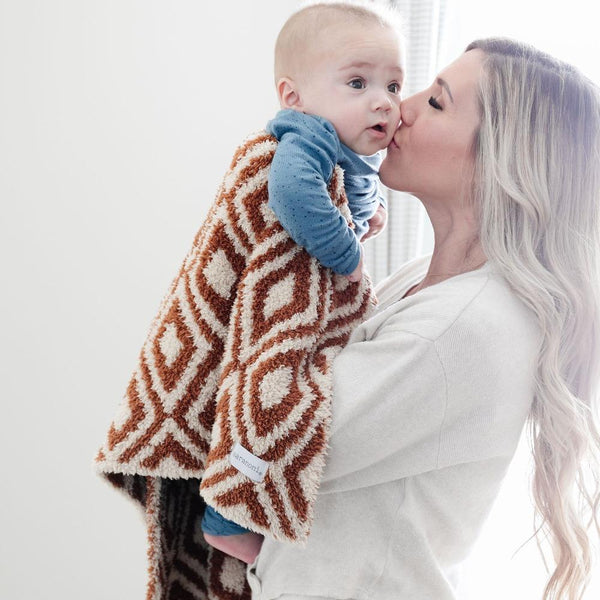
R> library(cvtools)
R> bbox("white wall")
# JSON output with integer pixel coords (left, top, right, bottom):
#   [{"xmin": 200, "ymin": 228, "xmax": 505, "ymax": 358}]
[
  {"xmin": 0, "ymin": 2, "xmax": 298, "ymax": 598},
  {"xmin": 2, "ymin": 1, "xmax": 598, "ymax": 599}
]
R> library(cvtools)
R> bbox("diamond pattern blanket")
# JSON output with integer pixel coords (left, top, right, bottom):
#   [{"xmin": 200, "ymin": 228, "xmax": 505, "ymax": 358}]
[{"xmin": 95, "ymin": 131, "xmax": 377, "ymax": 599}]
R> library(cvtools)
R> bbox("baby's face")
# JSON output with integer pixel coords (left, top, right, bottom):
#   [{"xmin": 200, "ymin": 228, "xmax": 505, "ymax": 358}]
[{"xmin": 296, "ymin": 22, "xmax": 403, "ymax": 156}]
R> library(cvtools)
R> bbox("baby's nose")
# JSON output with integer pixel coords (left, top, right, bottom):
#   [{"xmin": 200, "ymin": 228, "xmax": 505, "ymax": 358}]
[{"xmin": 373, "ymin": 91, "xmax": 393, "ymax": 112}]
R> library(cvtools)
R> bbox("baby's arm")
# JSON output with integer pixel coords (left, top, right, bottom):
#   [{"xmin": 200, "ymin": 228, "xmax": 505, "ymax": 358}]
[
  {"xmin": 267, "ymin": 112, "xmax": 362, "ymax": 278},
  {"xmin": 346, "ymin": 247, "xmax": 364, "ymax": 282},
  {"xmin": 338, "ymin": 147, "xmax": 388, "ymax": 245},
  {"xmin": 347, "ymin": 199, "xmax": 386, "ymax": 280}
]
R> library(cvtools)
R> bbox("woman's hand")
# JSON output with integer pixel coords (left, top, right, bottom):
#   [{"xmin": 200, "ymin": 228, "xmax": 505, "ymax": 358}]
[{"xmin": 361, "ymin": 204, "xmax": 388, "ymax": 241}]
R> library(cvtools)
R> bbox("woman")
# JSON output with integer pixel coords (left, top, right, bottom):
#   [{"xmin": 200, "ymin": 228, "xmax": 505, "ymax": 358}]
[{"xmin": 247, "ymin": 39, "xmax": 600, "ymax": 600}]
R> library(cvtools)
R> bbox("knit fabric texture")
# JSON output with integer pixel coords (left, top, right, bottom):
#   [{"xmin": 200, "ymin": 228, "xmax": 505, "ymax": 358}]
[{"xmin": 95, "ymin": 131, "xmax": 377, "ymax": 600}]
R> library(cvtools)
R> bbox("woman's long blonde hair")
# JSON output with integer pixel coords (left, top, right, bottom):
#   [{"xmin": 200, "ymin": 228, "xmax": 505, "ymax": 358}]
[{"xmin": 468, "ymin": 38, "xmax": 600, "ymax": 598}]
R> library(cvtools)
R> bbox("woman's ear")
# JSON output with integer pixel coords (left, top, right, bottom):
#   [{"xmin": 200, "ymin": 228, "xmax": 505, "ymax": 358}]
[{"xmin": 277, "ymin": 77, "xmax": 302, "ymax": 109}]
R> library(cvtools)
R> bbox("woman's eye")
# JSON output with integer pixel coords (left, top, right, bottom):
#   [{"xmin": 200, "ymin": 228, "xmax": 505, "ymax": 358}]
[
  {"xmin": 388, "ymin": 82, "xmax": 400, "ymax": 94},
  {"xmin": 428, "ymin": 96, "xmax": 442, "ymax": 110},
  {"xmin": 348, "ymin": 78, "xmax": 365, "ymax": 90}
]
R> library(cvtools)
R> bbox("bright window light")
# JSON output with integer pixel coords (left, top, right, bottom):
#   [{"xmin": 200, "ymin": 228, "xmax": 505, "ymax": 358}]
[{"xmin": 442, "ymin": 0, "xmax": 599, "ymax": 85}]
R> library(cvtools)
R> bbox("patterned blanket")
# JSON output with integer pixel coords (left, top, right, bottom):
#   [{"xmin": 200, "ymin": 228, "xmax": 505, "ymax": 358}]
[{"xmin": 95, "ymin": 131, "xmax": 377, "ymax": 599}]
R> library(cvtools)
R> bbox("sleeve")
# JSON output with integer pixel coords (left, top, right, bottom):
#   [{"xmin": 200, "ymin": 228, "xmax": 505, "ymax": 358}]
[
  {"xmin": 320, "ymin": 292, "xmax": 536, "ymax": 496},
  {"xmin": 337, "ymin": 147, "xmax": 387, "ymax": 237},
  {"xmin": 343, "ymin": 176, "xmax": 387, "ymax": 238},
  {"xmin": 267, "ymin": 112, "xmax": 361, "ymax": 276},
  {"xmin": 319, "ymin": 323, "xmax": 448, "ymax": 495}
]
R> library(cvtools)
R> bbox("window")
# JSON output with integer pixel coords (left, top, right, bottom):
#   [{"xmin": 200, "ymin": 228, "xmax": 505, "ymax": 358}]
[
  {"xmin": 443, "ymin": 0, "xmax": 599, "ymax": 86},
  {"xmin": 369, "ymin": 2, "xmax": 600, "ymax": 596}
]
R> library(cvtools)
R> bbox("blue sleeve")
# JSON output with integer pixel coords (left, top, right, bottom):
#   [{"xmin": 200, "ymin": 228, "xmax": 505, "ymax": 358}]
[
  {"xmin": 266, "ymin": 110, "xmax": 361, "ymax": 276},
  {"xmin": 343, "ymin": 174, "xmax": 387, "ymax": 238},
  {"xmin": 338, "ymin": 146, "xmax": 387, "ymax": 239}
]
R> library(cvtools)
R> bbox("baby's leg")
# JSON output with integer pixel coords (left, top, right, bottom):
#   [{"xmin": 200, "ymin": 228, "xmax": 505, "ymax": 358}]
[
  {"xmin": 201, "ymin": 505, "xmax": 263, "ymax": 564},
  {"xmin": 203, "ymin": 531, "xmax": 264, "ymax": 564}
]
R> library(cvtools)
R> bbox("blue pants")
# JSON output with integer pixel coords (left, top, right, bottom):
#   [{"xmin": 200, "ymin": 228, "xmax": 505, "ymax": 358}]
[{"xmin": 201, "ymin": 505, "xmax": 251, "ymax": 536}]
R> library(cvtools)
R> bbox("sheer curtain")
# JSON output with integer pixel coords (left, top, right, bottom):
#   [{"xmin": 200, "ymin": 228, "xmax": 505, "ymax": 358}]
[{"xmin": 364, "ymin": 0, "xmax": 448, "ymax": 283}]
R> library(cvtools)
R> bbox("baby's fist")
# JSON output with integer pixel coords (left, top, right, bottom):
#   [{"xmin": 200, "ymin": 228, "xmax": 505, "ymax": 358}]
[{"xmin": 361, "ymin": 204, "xmax": 387, "ymax": 241}]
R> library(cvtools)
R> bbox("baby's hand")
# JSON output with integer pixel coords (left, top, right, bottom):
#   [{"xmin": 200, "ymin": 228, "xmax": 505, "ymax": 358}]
[
  {"xmin": 361, "ymin": 204, "xmax": 388, "ymax": 241},
  {"xmin": 346, "ymin": 252, "xmax": 364, "ymax": 283}
]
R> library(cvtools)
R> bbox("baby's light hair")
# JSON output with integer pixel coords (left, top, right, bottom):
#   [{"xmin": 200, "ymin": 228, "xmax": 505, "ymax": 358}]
[{"xmin": 274, "ymin": 1, "xmax": 403, "ymax": 84}]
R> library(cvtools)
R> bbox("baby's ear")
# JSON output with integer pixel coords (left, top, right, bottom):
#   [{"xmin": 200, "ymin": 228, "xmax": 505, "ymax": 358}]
[{"xmin": 277, "ymin": 77, "xmax": 302, "ymax": 109}]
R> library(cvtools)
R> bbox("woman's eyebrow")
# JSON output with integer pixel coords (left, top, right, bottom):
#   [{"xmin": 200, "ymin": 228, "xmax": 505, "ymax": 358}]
[{"xmin": 437, "ymin": 77, "xmax": 454, "ymax": 103}]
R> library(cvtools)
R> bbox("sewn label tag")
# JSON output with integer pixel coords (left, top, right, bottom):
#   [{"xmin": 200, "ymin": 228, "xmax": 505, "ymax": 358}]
[{"xmin": 229, "ymin": 442, "xmax": 269, "ymax": 483}]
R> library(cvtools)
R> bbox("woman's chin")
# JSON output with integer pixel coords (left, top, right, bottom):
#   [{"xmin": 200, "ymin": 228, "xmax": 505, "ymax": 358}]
[{"xmin": 378, "ymin": 163, "xmax": 395, "ymax": 190}]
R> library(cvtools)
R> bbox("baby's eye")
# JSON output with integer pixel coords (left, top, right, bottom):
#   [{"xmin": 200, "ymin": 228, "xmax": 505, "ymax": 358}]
[
  {"xmin": 428, "ymin": 96, "xmax": 442, "ymax": 110},
  {"xmin": 388, "ymin": 82, "xmax": 401, "ymax": 94},
  {"xmin": 348, "ymin": 78, "xmax": 365, "ymax": 90}
]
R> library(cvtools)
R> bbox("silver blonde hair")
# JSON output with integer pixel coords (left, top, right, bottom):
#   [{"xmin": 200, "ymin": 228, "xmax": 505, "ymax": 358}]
[{"xmin": 468, "ymin": 38, "xmax": 600, "ymax": 599}]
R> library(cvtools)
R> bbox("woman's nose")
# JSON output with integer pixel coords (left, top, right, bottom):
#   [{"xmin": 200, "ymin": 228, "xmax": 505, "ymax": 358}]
[{"xmin": 399, "ymin": 100, "xmax": 415, "ymax": 126}]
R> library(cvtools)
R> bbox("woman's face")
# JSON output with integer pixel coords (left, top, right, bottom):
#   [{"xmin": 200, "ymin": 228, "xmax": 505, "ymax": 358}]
[{"xmin": 380, "ymin": 49, "xmax": 484, "ymax": 206}]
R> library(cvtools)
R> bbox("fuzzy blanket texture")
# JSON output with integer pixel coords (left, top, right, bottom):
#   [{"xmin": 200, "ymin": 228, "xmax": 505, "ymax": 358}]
[{"xmin": 95, "ymin": 131, "xmax": 377, "ymax": 599}]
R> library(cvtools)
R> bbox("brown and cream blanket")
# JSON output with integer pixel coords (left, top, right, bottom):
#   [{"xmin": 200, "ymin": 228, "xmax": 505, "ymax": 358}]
[{"xmin": 95, "ymin": 131, "xmax": 377, "ymax": 599}]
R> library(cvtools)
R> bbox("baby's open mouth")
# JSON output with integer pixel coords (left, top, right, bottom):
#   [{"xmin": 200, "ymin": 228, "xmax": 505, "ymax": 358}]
[{"xmin": 372, "ymin": 124, "xmax": 385, "ymax": 132}]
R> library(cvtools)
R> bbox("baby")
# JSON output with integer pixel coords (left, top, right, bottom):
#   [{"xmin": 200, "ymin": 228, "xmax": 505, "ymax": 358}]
[{"xmin": 201, "ymin": 0, "xmax": 404, "ymax": 562}]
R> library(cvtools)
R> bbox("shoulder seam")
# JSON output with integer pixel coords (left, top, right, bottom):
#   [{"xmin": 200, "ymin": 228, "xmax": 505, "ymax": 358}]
[
  {"xmin": 380, "ymin": 272, "xmax": 493, "ymax": 343},
  {"xmin": 433, "ymin": 343, "xmax": 449, "ymax": 470}
]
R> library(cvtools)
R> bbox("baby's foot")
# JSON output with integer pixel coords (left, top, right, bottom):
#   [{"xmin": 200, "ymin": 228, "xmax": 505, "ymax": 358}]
[{"xmin": 203, "ymin": 531, "xmax": 264, "ymax": 564}]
